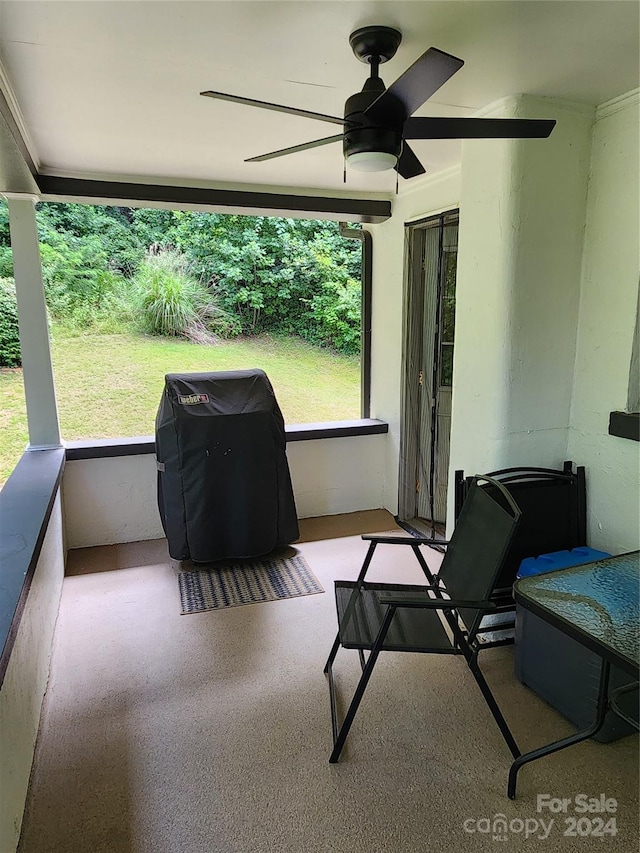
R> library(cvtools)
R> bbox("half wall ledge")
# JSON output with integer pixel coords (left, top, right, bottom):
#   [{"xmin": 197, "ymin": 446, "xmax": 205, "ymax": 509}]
[
  {"xmin": 64, "ymin": 419, "xmax": 389, "ymax": 460},
  {"xmin": 608, "ymin": 411, "xmax": 640, "ymax": 442},
  {"xmin": 0, "ymin": 420, "xmax": 388, "ymax": 683},
  {"xmin": 0, "ymin": 447, "xmax": 65, "ymax": 687}
]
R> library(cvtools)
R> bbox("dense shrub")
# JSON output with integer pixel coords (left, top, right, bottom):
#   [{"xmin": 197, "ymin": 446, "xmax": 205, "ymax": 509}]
[
  {"xmin": 0, "ymin": 201, "xmax": 141, "ymax": 333},
  {"xmin": 38, "ymin": 228, "xmax": 125, "ymax": 324},
  {"xmin": 0, "ymin": 204, "xmax": 14, "ymax": 279},
  {"xmin": 0, "ymin": 246, "xmax": 12, "ymax": 279},
  {"xmin": 37, "ymin": 202, "xmax": 145, "ymax": 274},
  {"xmin": 131, "ymin": 250, "xmax": 239, "ymax": 343},
  {"xmin": 305, "ymin": 276, "xmax": 362, "ymax": 354},
  {"xmin": 166, "ymin": 213, "xmax": 362, "ymax": 351},
  {"xmin": 0, "ymin": 278, "xmax": 21, "ymax": 367},
  {"xmin": 0, "ymin": 200, "xmax": 363, "ymax": 353}
]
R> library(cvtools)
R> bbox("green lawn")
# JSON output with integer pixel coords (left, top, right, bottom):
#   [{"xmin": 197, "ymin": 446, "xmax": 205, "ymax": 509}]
[{"xmin": 0, "ymin": 328, "xmax": 360, "ymax": 487}]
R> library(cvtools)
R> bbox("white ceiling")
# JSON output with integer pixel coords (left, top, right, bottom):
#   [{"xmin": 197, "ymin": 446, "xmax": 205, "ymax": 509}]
[{"xmin": 0, "ymin": 1, "xmax": 638, "ymax": 195}]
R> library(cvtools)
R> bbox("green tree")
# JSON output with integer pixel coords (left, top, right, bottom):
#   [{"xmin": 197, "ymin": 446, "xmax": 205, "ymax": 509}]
[
  {"xmin": 0, "ymin": 278, "xmax": 21, "ymax": 367},
  {"xmin": 168, "ymin": 213, "xmax": 362, "ymax": 349},
  {"xmin": 0, "ymin": 201, "xmax": 13, "ymax": 278},
  {"xmin": 39, "ymin": 203, "xmax": 144, "ymax": 273},
  {"xmin": 0, "ymin": 200, "xmax": 363, "ymax": 353}
]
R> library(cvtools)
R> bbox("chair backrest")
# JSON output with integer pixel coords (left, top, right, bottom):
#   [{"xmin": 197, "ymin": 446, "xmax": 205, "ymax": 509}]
[
  {"xmin": 453, "ymin": 464, "xmax": 586, "ymax": 593},
  {"xmin": 438, "ymin": 476, "xmax": 521, "ymax": 638}
]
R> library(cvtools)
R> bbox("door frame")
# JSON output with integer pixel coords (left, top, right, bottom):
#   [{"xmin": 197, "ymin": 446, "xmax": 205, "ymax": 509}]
[{"xmin": 398, "ymin": 208, "xmax": 459, "ymax": 525}]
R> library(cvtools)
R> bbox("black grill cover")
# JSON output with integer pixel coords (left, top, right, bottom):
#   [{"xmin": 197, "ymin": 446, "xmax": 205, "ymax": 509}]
[{"xmin": 156, "ymin": 369, "xmax": 299, "ymax": 562}]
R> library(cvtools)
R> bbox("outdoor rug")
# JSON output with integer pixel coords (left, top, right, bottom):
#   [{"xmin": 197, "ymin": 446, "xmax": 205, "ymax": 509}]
[{"xmin": 178, "ymin": 552, "xmax": 324, "ymax": 614}]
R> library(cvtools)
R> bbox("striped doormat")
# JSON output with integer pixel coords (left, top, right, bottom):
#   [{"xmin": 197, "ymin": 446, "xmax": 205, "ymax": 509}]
[{"xmin": 178, "ymin": 552, "xmax": 324, "ymax": 614}]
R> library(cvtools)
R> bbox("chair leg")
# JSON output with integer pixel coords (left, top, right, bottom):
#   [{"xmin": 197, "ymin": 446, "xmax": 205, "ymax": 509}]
[
  {"xmin": 323, "ymin": 633, "xmax": 341, "ymax": 675},
  {"xmin": 468, "ymin": 653, "xmax": 521, "ymax": 761},
  {"xmin": 328, "ymin": 644, "xmax": 384, "ymax": 763},
  {"xmin": 326, "ymin": 606, "xmax": 395, "ymax": 764}
]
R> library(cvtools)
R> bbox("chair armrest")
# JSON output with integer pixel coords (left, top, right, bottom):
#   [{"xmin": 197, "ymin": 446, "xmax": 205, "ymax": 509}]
[
  {"xmin": 378, "ymin": 594, "xmax": 497, "ymax": 611},
  {"xmin": 361, "ymin": 534, "xmax": 451, "ymax": 547}
]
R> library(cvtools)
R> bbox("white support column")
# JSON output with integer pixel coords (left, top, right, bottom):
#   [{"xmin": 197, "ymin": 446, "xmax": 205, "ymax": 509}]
[{"xmin": 4, "ymin": 193, "xmax": 61, "ymax": 448}]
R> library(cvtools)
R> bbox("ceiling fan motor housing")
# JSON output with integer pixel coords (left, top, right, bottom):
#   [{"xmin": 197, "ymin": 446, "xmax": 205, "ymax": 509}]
[{"xmin": 343, "ymin": 78, "xmax": 406, "ymax": 161}]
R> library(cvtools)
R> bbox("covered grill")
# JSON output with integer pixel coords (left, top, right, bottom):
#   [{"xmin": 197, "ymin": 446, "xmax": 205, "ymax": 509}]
[{"xmin": 156, "ymin": 369, "xmax": 299, "ymax": 562}]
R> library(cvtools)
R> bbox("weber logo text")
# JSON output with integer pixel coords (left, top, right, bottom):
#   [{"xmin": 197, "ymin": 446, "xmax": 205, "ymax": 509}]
[{"xmin": 178, "ymin": 394, "xmax": 209, "ymax": 405}]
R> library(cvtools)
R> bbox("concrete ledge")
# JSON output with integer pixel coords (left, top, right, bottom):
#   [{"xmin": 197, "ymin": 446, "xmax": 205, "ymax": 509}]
[
  {"xmin": 0, "ymin": 447, "xmax": 65, "ymax": 687},
  {"xmin": 64, "ymin": 419, "xmax": 389, "ymax": 459},
  {"xmin": 608, "ymin": 411, "xmax": 640, "ymax": 442},
  {"xmin": 284, "ymin": 419, "xmax": 388, "ymax": 442}
]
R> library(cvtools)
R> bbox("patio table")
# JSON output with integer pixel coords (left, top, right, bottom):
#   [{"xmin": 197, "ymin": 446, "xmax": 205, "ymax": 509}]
[{"xmin": 508, "ymin": 550, "xmax": 640, "ymax": 798}]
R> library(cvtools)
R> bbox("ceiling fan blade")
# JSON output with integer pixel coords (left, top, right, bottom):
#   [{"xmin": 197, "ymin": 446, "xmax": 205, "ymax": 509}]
[
  {"xmin": 395, "ymin": 143, "xmax": 426, "ymax": 180},
  {"xmin": 200, "ymin": 90, "xmax": 344, "ymax": 126},
  {"xmin": 404, "ymin": 116, "xmax": 556, "ymax": 139},
  {"xmin": 245, "ymin": 134, "xmax": 343, "ymax": 163},
  {"xmin": 365, "ymin": 47, "xmax": 464, "ymax": 123}
]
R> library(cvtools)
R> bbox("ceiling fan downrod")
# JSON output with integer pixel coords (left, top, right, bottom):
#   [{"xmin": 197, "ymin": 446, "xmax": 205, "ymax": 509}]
[{"xmin": 368, "ymin": 55, "xmax": 381, "ymax": 80}]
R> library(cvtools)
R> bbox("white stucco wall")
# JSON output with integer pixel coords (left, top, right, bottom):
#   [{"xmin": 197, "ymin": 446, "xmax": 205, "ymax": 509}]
[
  {"xmin": 0, "ymin": 492, "xmax": 64, "ymax": 853},
  {"xmin": 62, "ymin": 433, "xmax": 388, "ymax": 548},
  {"xmin": 567, "ymin": 92, "xmax": 640, "ymax": 554},
  {"xmin": 370, "ymin": 96, "xmax": 595, "ymax": 522},
  {"xmin": 370, "ymin": 94, "xmax": 639, "ymax": 543},
  {"xmin": 63, "ymin": 455, "xmax": 164, "ymax": 548},
  {"xmin": 448, "ymin": 96, "xmax": 594, "ymax": 510},
  {"xmin": 370, "ymin": 92, "xmax": 637, "ymax": 551}
]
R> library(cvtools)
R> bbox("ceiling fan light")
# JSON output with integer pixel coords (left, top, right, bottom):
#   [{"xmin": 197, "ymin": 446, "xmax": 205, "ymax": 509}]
[{"xmin": 346, "ymin": 151, "xmax": 398, "ymax": 172}]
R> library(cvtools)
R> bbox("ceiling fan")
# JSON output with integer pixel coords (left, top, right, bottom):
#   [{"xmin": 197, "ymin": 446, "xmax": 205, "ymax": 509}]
[{"xmin": 201, "ymin": 26, "xmax": 556, "ymax": 179}]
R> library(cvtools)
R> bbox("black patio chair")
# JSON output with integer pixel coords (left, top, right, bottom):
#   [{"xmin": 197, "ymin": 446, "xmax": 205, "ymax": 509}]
[
  {"xmin": 324, "ymin": 475, "xmax": 523, "ymax": 765},
  {"xmin": 453, "ymin": 462, "xmax": 586, "ymax": 643}
]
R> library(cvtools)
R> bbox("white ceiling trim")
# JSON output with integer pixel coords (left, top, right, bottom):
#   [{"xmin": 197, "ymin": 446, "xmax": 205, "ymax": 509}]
[
  {"xmin": 395, "ymin": 163, "xmax": 461, "ymax": 201},
  {"xmin": 0, "ymin": 57, "xmax": 39, "ymax": 171},
  {"xmin": 596, "ymin": 88, "xmax": 640, "ymax": 120},
  {"xmin": 473, "ymin": 94, "xmax": 595, "ymax": 120}
]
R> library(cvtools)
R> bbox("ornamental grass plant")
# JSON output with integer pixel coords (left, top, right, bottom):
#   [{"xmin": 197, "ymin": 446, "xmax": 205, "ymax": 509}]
[{"xmin": 132, "ymin": 249, "xmax": 238, "ymax": 344}]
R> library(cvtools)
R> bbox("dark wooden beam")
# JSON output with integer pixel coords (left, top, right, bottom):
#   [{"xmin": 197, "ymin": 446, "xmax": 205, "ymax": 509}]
[{"xmin": 37, "ymin": 175, "xmax": 391, "ymax": 223}]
